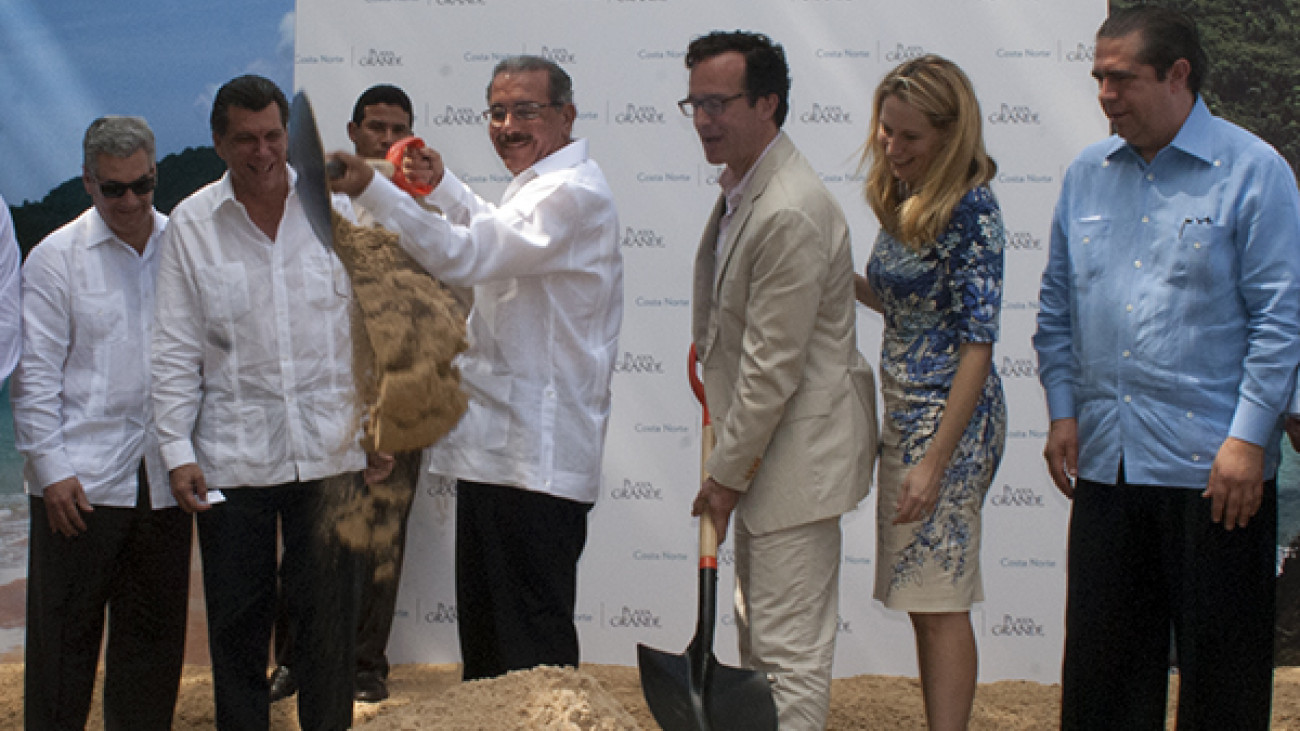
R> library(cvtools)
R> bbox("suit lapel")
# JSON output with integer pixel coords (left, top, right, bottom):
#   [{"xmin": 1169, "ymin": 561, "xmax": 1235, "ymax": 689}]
[
  {"xmin": 713, "ymin": 132, "xmax": 793, "ymax": 301},
  {"xmin": 694, "ymin": 132, "xmax": 796, "ymax": 359}
]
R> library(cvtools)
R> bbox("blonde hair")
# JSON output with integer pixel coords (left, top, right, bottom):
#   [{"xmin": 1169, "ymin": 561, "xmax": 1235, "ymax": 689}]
[{"xmin": 861, "ymin": 55, "xmax": 996, "ymax": 247}]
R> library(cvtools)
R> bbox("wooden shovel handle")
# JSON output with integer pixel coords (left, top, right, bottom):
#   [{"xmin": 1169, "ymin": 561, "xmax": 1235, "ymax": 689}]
[{"xmin": 691, "ymin": 344, "xmax": 719, "ymax": 567}]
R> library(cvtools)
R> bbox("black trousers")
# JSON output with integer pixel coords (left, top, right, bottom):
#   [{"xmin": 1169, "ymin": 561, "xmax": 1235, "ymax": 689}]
[
  {"xmin": 1061, "ymin": 476, "xmax": 1276, "ymax": 730},
  {"xmin": 274, "ymin": 452, "xmax": 421, "ymax": 680},
  {"xmin": 455, "ymin": 480, "xmax": 591, "ymax": 680},
  {"xmin": 24, "ymin": 469, "xmax": 192, "ymax": 731},
  {"xmin": 197, "ymin": 477, "xmax": 359, "ymax": 731}
]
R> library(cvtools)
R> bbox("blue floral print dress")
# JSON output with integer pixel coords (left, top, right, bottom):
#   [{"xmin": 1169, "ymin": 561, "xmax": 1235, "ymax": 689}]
[{"xmin": 867, "ymin": 185, "xmax": 1008, "ymax": 611}]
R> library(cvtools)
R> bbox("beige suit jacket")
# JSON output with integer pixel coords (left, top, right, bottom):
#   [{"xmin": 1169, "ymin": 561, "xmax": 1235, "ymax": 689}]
[{"xmin": 692, "ymin": 132, "xmax": 878, "ymax": 536}]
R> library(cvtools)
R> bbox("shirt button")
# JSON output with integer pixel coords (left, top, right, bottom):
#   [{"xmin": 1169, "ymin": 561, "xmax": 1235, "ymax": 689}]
[
  {"xmin": 1192, "ymin": 454, "xmax": 1201, "ymax": 461},
  {"xmin": 1213, "ymin": 160, "xmax": 1222, "ymax": 167},
  {"xmin": 1193, "ymin": 242, "xmax": 1202, "ymax": 249},
  {"xmin": 1142, "ymin": 216, "xmax": 1150, "ymax": 223},
  {"xmin": 1134, "ymin": 260, "xmax": 1142, "ymax": 268},
  {"xmin": 1122, "ymin": 350, "xmax": 1131, "ymax": 358},
  {"xmin": 1123, "ymin": 395, "xmax": 1132, "ymax": 403},
  {"xmin": 1082, "ymin": 236, "xmax": 1091, "ymax": 244},
  {"xmin": 1146, "ymin": 173, "xmax": 1155, "ymax": 181},
  {"xmin": 1102, "ymin": 160, "xmax": 1110, "ymax": 168},
  {"xmin": 1126, "ymin": 304, "xmax": 1134, "ymax": 312},
  {"xmin": 1186, "ymin": 411, "xmax": 1194, "ymax": 418}
]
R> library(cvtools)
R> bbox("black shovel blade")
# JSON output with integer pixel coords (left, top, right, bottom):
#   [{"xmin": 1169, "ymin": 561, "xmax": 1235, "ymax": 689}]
[
  {"xmin": 287, "ymin": 91, "xmax": 336, "ymax": 251},
  {"xmin": 637, "ymin": 643, "xmax": 778, "ymax": 731}
]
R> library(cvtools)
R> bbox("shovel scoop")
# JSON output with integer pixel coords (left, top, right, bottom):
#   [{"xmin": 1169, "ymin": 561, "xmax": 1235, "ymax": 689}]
[{"xmin": 636, "ymin": 345, "xmax": 778, "ymax": 731}]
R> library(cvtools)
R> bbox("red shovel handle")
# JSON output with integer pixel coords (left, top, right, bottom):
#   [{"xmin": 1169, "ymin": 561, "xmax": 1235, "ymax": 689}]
[{"xmin": 688, "ymin": 343, "xmax": 710, "ymax": 426}]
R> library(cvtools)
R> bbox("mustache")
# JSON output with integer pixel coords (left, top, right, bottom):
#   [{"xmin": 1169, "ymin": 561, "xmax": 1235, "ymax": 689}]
[{"xmin": 496, "ymin": 131, "xmax": 532, "ymax": 145}]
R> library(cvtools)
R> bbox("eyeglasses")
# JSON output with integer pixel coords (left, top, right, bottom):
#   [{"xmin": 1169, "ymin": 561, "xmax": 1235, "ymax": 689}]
[
  {"xmin": 482, "ymin": 102, "xmax": 563, "ymax": 124},
  {"xmin": 677, "ymin": 93, "xmax": 747, "ymax": 118},
  {"xmin": 95, "ymin": 172, "xmax": 156, "ymax": 199}
]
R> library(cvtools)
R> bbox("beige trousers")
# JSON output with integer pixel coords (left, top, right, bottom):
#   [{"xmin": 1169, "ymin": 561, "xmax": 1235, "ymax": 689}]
[{"xmin": 734, "ymin": 516, "xmax": 842, "ymax": 731}]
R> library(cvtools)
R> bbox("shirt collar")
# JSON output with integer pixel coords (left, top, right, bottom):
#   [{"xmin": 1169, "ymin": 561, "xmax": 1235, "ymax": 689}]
[
  {"xmin": 214, "ymin": 165, "xmax": 298, "ymax": 210},
  {"xmin": 719, "ymin": 131, "xmax": 782, "ymax": 213},
  {"xmin": 85, "ymin": 205, "xmax": 164, "ymax": 258},
  {"xmin": 1104, "ymin": 96, "xmax": 1213, "ymax": 165},
  {"xmin": 528, "ymin": 138, "xmax": 588, "ymax": 178}
]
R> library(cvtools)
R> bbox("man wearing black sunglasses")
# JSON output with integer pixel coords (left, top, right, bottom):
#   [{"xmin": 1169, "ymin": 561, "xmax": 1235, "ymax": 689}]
[{"xmin": 15, "ymin": 115, "xmax": 192, "ymax": 730}]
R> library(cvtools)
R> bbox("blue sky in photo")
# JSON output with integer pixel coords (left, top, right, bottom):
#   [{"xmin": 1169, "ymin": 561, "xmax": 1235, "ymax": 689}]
[{"xmin": 0, "ymin": 0, "xmax": 296, "ymax": 205}]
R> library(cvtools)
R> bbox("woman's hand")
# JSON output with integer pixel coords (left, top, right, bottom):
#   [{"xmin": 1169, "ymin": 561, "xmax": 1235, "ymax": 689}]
[{"xmin": 893, "ymin": 454, "xmax": 944, "ymax": 524}]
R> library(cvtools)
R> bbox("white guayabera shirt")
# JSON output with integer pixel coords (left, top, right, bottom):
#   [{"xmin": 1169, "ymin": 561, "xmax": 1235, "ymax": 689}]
[
  {"xmin": 151, "ymin": 169, "xmax": 365, "ymax": 490},
  {"xmin": 356, "ymin": 139, "xmax": 623, "ymax": 504},
  {"xmin": 12, "ymin": 207, "xmax": 174, "ymax": 508}
]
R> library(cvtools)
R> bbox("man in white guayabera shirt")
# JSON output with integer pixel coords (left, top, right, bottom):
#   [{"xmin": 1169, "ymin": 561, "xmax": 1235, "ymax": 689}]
[
  {"xmin": 14, "ymin": 115, "xmax": 191, "ymax": 730},
  {"xmin": 331, "ymin": 55, "xmax": 622, "ymax": 682},
  {"xmin": 151, "ymin": 74, "xmax": 365, "ymax": 731}
]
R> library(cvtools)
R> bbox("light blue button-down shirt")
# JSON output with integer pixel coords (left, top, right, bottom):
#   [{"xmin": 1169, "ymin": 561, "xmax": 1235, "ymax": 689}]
[{"xmin": 1034, "ymin": 98, "xmax": 1300, "ymax": 487}]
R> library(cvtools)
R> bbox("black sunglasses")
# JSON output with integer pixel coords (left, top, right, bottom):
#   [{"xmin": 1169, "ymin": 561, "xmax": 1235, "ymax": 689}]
[{"xmin": 96, "ymin": 172, "xmax": 156, "ymax": 198}]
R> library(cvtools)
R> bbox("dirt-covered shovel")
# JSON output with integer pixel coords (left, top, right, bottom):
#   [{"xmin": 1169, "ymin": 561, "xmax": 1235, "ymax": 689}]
[{"xmin": 636, "ymin": 345, "xmax": 778, "ymax": 731}]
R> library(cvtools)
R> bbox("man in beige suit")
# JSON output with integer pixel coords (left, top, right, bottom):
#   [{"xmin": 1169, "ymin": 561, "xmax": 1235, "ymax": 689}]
[{"xmin": 682, "ymin": 31, "xmax": 877, "ymax": 730}]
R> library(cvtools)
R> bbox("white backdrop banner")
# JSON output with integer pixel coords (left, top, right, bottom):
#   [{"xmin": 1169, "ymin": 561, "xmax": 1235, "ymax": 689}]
[{"xmin": 295, "ymin": 0, "xmax": 1108, "ymax": 683}]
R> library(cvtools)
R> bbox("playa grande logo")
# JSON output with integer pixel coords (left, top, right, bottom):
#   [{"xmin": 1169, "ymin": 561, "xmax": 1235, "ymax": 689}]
[
  {"xmin": 609, "ymin": 606, "xmax": 663, "ymax": 629},
  {"xmin": 989, "ymin": 483, "xmax": 1046, "ymax": 508},
  {"xmin": 614, "ymin": 351, "xmax": 665, "ymax": 375},
  {"xmin": 621, "ymin": 226, "xmax": 667, "ymax": 249},
  {"xmin": 424, "ymin": 602, "xmax": 458, "ymax": 624},
  {"xmin": 996, "ymin": 355, "xmax": 1038, "ymax": 379},
  {"xmin": 799, "ymin": 103, "xmax": 853, "ymax": 125},
  {"xmin": 884, "ymin": 43, "xmax": 926, "ymax": 62},
  {"xmin": 987, "ymin": 103, "xmax": 1042, "ymax": 125},
  {"xmin": 1005, "ymin": 230, "xmax": 1044, "ymax": 251},
  {"xmin": 611, "ymin": 478, "xmax": 664, "ymax": 501},
  {"xmin": 538, "ymin": 46, "xmax": 577, "ymax": 64},
  {"xmin": 1064, "ymin": 42, "xmax": 1095, "ymax": 62},
  {"xmin": 614, "ymin": 103, "xmax": 667, "ymax": 125},
  {"xmin": 357, "ymin": 48, "xmax": 403, "ymax": 68},
  {"xmin": 430, "ymin": 105, "xmax": 484, "ymax": 126},
  {"xmin": 990, "ymin": 614, "xmax": 1047, "ymax": 637}
]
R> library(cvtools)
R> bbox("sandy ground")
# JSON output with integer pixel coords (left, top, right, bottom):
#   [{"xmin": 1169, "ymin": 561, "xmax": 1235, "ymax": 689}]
[{"xmin": 1, "ymin": 662, "xmax": 1299, "ymax": 729}]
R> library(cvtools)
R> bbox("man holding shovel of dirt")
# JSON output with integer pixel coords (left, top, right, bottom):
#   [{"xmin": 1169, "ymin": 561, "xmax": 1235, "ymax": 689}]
[{"xmin": 330, "ymin": 55, "xmax": 622, "ymax": 682}]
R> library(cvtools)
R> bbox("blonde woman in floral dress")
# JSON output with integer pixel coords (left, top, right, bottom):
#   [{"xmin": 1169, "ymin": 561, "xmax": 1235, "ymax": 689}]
[{"xmin": 855, "ymin": 55, "xmax": 1007, "ymax": 731}]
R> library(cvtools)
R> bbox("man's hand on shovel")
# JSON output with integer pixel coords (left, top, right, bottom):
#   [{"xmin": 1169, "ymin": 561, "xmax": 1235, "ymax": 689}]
[
  {"xmin": 692, "ymin": 476, "xmax": 741, "ymax": 545},
  {"xmin": 326, "ymin": 151, "xmax": 375, "ymax": 197}
]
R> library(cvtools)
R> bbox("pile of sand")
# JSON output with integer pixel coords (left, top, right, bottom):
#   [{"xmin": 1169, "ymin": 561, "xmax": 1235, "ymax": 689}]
[{"xmin": 358, "ymin": 666, "xmax": 642, "ymax": 730}]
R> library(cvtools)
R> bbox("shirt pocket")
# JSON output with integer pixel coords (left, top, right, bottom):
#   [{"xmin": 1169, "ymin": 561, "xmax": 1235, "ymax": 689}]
[
  {"xmin": 1068, "ymin": 217, "xmax": 1110, "ymax": 287},
  {"xmin": 197, "ymin": 263, "xmax": 251, "ymax": 324},
  {"xmin": 458, "ymin": 369, "xmax": 511, "ymax": 451},
  {"xmin": 72, "ymin": 291, "xmax": 128, "ymax": 344},
  {"xmin": 1171, "ymin": 221, "xmax": 1232, "ymax": 293},
  {"xmin": 302, "ymin": 256, "xmax": 350, "ymax": 311}
]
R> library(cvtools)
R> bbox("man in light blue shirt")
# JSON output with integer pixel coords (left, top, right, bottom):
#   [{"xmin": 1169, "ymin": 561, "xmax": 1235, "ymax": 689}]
[{"xmin": 1034, "ymin": 7, "xmax": 1300, "ymax": 729}]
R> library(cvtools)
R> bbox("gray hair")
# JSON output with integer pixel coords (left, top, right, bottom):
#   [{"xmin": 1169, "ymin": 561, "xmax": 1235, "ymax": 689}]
[
  {"xmin": 83, "ymin": 116, "xmax": 156, "ymax": 177},
  {"xmin": 486, "ymin": 55, "xmax": 574, "ymax": 106}
]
